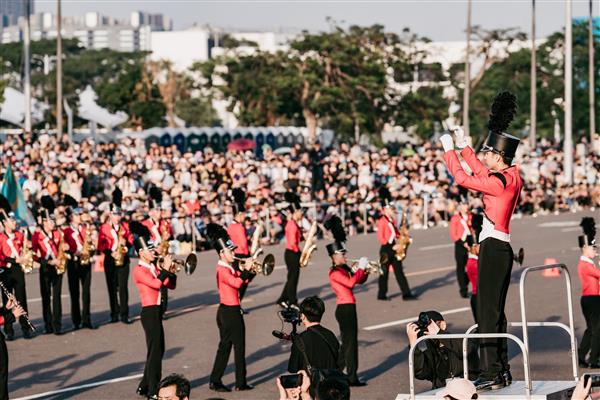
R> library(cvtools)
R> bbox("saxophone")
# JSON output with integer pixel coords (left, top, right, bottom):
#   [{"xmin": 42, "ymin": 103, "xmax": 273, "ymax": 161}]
[
  {"xmin": 299, "ymin": 221, "xmax": 317, "ymax": 268},
  {"xmin": 20, "ymin": 233, "xmax": 36, "ymax": 274},
  {"xmin": 113, "ymin": 225, "xmax": 128, "ymax": 267},
  {"xmin": 56, "ymin": 231, "xmax": 70, "ymax": 275},
  {"xmin": 393, "ymin": 213, "xmax": 413, "ymax": 261},
  {"xmin": 157, "ymin": 223, "xmax": 170, "ymax": 258},
  {"xmin": 80, "ymin": 227, "xmax": 95, "ymax": 266}
]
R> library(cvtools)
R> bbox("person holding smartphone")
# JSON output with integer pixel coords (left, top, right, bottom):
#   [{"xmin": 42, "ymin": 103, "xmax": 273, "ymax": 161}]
[{"xmin": 277, "ymin": 370, "xmax": 311, "ymax": 400}]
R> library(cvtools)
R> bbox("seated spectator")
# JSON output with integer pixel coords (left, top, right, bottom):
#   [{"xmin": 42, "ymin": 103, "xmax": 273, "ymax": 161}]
[{"xmin": 158, "ymin": 373, "xmax": 190, "ymax": 400}]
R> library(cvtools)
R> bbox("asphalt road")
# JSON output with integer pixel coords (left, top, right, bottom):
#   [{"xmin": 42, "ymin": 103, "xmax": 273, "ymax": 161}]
[{"xmin": 8, "ymin": 210, "xmax": 597, "ymax": 400}]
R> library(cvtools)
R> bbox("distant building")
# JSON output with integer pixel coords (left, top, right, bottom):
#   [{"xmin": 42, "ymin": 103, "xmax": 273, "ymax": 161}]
[
  {"xmin": 0, "ymin": 0, "xmax": 34, "ymax": 29},
  {"xmin": 0, "ymin": 10, "xmax": 169, "ymax": 52}
]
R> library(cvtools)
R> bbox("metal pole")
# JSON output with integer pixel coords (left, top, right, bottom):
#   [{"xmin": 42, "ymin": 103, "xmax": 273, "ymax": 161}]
[
  {"xmin": 463, "ymin": 0, "xmax": 471, "ymax": 137},
  {"xmin": 564, "ymin": 0, "xmax": 574, "ymax": 185},
  {"xmin": 23, "ymin": 0, "xmax": 32, "ymax": 133},
  {"xmin": 589, "ymin": 0, "xmax": 596, "ymax": 144},
  {"xmin": 56, "ymin": 0, "xmax": 63, "ymax": 137},
  {"xmin": 423, "ymin": 194, "xmax": 429, "ymax": 229},
  {"xmin": 191, "ymin": 214, "xmax": 196, "ymax": 253},
  {"xmin": 530, "ymin": 0, "xmax": 537, "ymax": 148}
]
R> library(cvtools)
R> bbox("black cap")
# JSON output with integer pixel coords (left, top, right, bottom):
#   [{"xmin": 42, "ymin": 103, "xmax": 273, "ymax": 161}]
[
  {"xmin": 129, "ymin": 220, "xmax": 156, "ymax": 254},
  {"xmin": 326, "ymin": 242, "xmax": 347, "ymax": 257},
  {"xmin": 481, "ymin": 132, "xmax": 520, "ymax": 160},
  {"xmin": 206, "ymin": 223, "xmax": 237, "ymax": 253},
  {"xmin": 378, "ymin": 186, "xmax": 393, "ymax": 208},
  {"xmin": 232, "ymin": 187, "xmax": 246, "ymax": 214},
  {"xmin": 423, "ymin": 310, "xmax": 444, "ymax": 322},
  {"xmin": 579, "ymin": 217, "xmax": 596, "ymax": 248},
  {"xmin": 148, "ymin": 185, "xmax": 162, "ymax": 209},
  {"xmin": 284, "ymin": 191, "xmax": 302, "ymax": 213}
]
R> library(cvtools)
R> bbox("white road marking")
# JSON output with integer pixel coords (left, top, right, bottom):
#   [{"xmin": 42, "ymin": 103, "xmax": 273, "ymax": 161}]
[
  {"xmin": 405, "ymin": 266, "xmax": 454, "ymax": 277},
  {"xmin": 418, "ymin": 243, "xmax": 453, "ymax": 251},
  {"xmin": 538, "ymin": 221, "xmax": 579, "ymax": 228},
  {"xmin": 274, "ymin": 264, "xmax": 286, "ymax": 270},
  {"xmin": 561, "ymin": 227, "xmax": 581, "ymax": 232},
  {"xmin": 28, "ymin": 294, "xmax": 69, "ymax": 303},
  {"xmin": 363, "ymin": 306, "xmax": 471, "ymax": 331},
  {"xmin": 12, "ymin": 373, "xmax": 144, "ymax": 400}
]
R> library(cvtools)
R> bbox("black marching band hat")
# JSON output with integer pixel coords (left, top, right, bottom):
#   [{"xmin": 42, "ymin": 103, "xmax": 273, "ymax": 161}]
[
  {"xmin": 63, "ymin": 194, "xmax": 82, "ymax": 218},
  {"xmin": 111, "ymin": 188, "xmax": 123, "ymax": 215},
  {"xmin": 40, "ymin": 195, "xmax": 56, "ymax": 222},
  {"xmin": 324, "ymin": 215, "xmax": 347, "ymax": 257},
  {"xmin": 0, "ymin": 194, "xmax": 14, "ymax": 223},
  {"xmin": 481, "ymin": 91, "xmax": 520, "ymax": 161},
  {"xmin": 129, "ymin": 220, "xmax": 157, "ymax": 254},
  {"xmin": 284, "ymin": 191, "xmax": 302, "ymax": 213},
  {"xmin": 148, "ymin": 185, "xmax": 162, "ymax": 210},
  {"xmin": 206, "ymin": 223, "xmax": 237, "ymax": 254},
  {"xmin": 579, "ymin": 217, "xmax": 596, "ymax": 248},
  {"xmin": 378, "ymin": 185, "xmax": 393, "ymax": 209},
  {"xmin": 232, "ymin": 187, "xmax": 246, "ymax": 214}
]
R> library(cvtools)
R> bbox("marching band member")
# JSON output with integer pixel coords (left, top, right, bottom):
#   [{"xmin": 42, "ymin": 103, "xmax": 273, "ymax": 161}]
[
  {"xmin": 0, "ymin": 293, "xmax": 26, "ymax": 399},
  {"xmin": 63, "ymin": 207, "xmax": 94, "ymax": 330},
  {"xmin": 325, "ymin": 215, "xmax": 368, "ymax": 387},
  {"xmin": 376, "ymin": 187, "xmax": 416, "ymax": 301},
  {"xmin": 276, "ymin": 192, "xmax": 303, "ymax": 308},
  {"xmin": 449, "ymin": 202, "xmax": 472, "ymax": 298},
  {"xmin": 440, "ymin": 91, "xmax": 522, "ymax": 390},
  {"xmin": 227, "ymin": 188, "xmax": 253, "ymax": 305},
  {"xmin": 208, "ymin": 223, "xmax": 254, "ymax": 393},
  {"xmin": 0, "ymin": 208, "xmax": 31, "ymax": 339},
  {"xmin": 577, "ymin": 217, "xmax": 600, "ymax": 368},
  {"xmin": 97, "ymin": 190, "xmax": 133, "ymax": 324},
  {"xmin": 32, "ymin": 205, "xmax": 64, "ymax": 335},
  {"xmin": 130, "ymin": 222, "xmax": 177, "ymax": 400}
]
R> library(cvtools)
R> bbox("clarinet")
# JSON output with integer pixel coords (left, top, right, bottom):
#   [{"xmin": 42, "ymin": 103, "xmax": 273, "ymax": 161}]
[{"xmin": 0, "ymin": 280, "xmax": 36, "ymax": 332}]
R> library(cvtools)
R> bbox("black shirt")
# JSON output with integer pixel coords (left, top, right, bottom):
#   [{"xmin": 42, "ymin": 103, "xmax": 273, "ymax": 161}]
[{"xmin": 288, "ymin": 324, "xmax": 340, "ymax": 373}]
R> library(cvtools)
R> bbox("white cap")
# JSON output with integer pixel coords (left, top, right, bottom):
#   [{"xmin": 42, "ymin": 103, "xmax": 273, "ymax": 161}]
[{"xmin": 436, "ymin": 378, "xmax": 476, "ymax": 400}]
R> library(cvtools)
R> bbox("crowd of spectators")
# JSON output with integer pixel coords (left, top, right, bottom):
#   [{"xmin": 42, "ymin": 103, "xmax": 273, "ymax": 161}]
[{"xmin": 1, "ymin": 132, "xmax": 599, "ymax": 252}]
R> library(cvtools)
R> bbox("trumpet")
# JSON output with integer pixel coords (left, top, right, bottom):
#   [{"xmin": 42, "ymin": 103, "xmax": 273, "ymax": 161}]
[
  {"xmin": 349, "ymin": 258, "xmax": 384, "ymax": 275},
  {"xmin": 158, "ymin": 253, "xmax": 197, "ymax": 275},
  {"xmin": 0, "ymin": 280, "xmax": 35, "ymax": 332},
  {"xmin": 234, "ymin": 253, "xmax": 275, "ymax": 276}
]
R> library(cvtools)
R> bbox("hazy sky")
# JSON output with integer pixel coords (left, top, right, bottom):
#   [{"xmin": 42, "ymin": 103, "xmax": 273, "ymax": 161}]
[{"xmin": 35, "ymin": 0, "xmax": 598, "ymax": 41}]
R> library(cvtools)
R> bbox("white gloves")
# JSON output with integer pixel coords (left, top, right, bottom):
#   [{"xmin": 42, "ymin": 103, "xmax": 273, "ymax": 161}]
[
  {"xmin": 452, "ymin": 126, "xmax": 468, "ymax": 149},
  {"xmin": 357, "ymin": 257, "xmax": 369, "ymax": 270},
  {"xmin": 439, "ymin": 133, "xmax": 454, "ymax": 152}
]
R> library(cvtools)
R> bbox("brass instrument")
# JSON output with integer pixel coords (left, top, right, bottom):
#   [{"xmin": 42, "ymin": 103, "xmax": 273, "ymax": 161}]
[
  {"xmin": 393, "ymin": 213, "xmax": 412, "ymax": 261},
  {"xmin": 157, "ymin": 223, "xmax": 170, "ymax": 258},
  {"xmin": 349, "ymin": 258, "xmax": 384, "ymax": 275},
  {"xmin": 20, "ymin": 233, "xmax": 36, "ymax": 274},
  {"xmin": 249, "ymin": 223, "xmax": 263, "ymax": 258},
  {"xmin": 299, "ymin": 221, "xmax": 317, "ymax": 268},
  {"xmin": 235, "ymin": 253, "xmax": 275, "ymax": 276},
  {"xmin": 56, "ymin": 231, "xmax": 70, "ymax": 275},
  {"xmin": 0, "ymin": 280, "xmax": 35, "ymax": 332},
  {"xmin": 80, "ymin": 226, "xmax": 95, "ymax": 266},
  {"xmin": 113, "ymin": 225, "xmax": 128, "ymax": 267},
  {"xmin": 158, "ymin": 253, "xmax": 198, "ymax": 275}
]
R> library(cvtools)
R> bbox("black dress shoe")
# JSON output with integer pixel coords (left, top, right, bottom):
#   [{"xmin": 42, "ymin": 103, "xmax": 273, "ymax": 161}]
[
  {"xmin": 4, "ymin": 332, "xmax": 14, "ymax": 341},
  {"xmin": 45, "ymin": 326, "xmax": 54, "ymax": 334},
  {"xmin": 235, "ymin": 384, "xmax": 254, "ymax": 391},
  {"xmin": 460, "ymin": 292, "xmax": 469, "ymax": 299},
  {"xmin": 348, "ymin": 380, "xmax": 367, "ymax": 387},
  {"xmin": 136, "ymin": 386, "xmax": 148, "ymax": 397},
  {"xmin": 377, "ymin": 296, "xmax": 390, "ymax": 301},
  {"xmin": 209, "ymin": 382, "xmax": 231, "ymax": 392},
  {"xmin": 73, "ymin": 324, "xmax": 81, "ymax": 331},
  {"xmin": 402, "ymin": 293, "xmax": 418, "ymax": 301},
  {"xmin": 23, "ymin": 330, "xmax": 33, "ymax": 339},
  {"xmin": 121, "ymin": 318, "xmax": 133, "ymax": 325},
  {"xmin": 502, "ymin": 370, "xmax": 512, "ymax": 385},
  {"xmin": 240, "ymin": 307, "xmax": 249, "ymax": 315},
  {"xmin": 277, "ymin": 301, "xmax": 289, "ymax": 308},
  {"xmin": 54, "ymin": 329, "xmax": 63, "ymax": 336},
  {"xmin": 590, "ymin": 362, "xmax": 600, "ymax": 369},
  {"xmin": 82, "ymin": 322, "xmax": 96, "ymax": 330},
  {"xmin": 110, "ymin": 317, "xmax": 119, "ymax": 323},
  {"xmin": 473, "ymin": 374, "xmax": 506, "ymax": 391}
]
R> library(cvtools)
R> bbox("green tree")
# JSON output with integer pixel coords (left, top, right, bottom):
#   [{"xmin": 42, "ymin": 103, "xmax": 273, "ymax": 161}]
[{"xmin": 174, "ymin": 97, "xmax": 221, "ymax": 127}]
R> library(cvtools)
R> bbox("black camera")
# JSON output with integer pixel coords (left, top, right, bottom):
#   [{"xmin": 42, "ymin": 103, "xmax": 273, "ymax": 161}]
[
  {"xmin": 279, "ymin": 306, "xmax": 301, "ymax": 325},
  {"xmin": 415, "ymin": 312, "xmax": 432, "ymax": 338}
]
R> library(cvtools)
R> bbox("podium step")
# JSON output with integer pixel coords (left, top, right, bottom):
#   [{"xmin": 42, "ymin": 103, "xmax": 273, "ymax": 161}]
[{"xmin": 396, "ymin": 380, "xmax": 576, "ymax": 399}]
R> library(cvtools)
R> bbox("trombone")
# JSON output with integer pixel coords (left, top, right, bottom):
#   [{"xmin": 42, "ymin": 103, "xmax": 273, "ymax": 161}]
[{"xmin": 349, "ymin": 258, "xmax": 384, "ymax": 275}]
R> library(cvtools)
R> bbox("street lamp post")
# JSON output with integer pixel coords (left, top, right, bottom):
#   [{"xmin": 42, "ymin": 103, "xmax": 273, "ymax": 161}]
[
  {"xmin": 23, "ymin": 0, "xmax": 31, "ymax": 133},
  {"xmin": 564, "ymin": 0, "xmax": 574, "ymax": 185},
  {"xmin": 589, "ymin": 0, "xmax": 596, "ymax": 144},
  {"xmin": 530, "ymin": 0, "xmax": 537, "ymax": 148},
  {"xmin": 463, "ymin": 0, "xmax": 472, "ymax": 137},
  {"xmin": 56, "ymin": 0, "xmax": 63, "ymax": 137}
]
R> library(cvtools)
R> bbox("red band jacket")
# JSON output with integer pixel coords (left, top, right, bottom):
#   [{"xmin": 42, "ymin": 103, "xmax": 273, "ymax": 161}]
[
  {"xmin": 377, "ymin": 216, "xmax": 398, "ymax": 245},
  {"xmin": 32, "ymin": 229, "xmax": 60, "ymax": 261},
  {"xmin": 329, "ymin": 265, "xmax": 367, "ymax": 305},
  {"xmin": 0, "ymin": 231, "xmax": 24, "ymax": 268},
  {"xmin": 449, "ymin": 213, "xmax": 472, "ymax": 243},
  {"xmin": 97, "ymin": 222, "xmax": 133, "ymax": 253},
  {"xmin": 444, "ymin": 146, "xmax": 522, "ymax": 235},
  {"xmin": 63, "ymin": 225, "xmax": 86, "ymax": 255},
  {"xmin": 285, "ymin": 220, "xmax": 300, "ymax": 252},
  {"xmin": 227, "ymin": 222, "xmax": 249, "ymax": 256},
  {"xmin": 133, "ymin": 260, "xmax": 176, "ymax": 307},
  {"xmin": 578, "ymin": 256, "xmax": 600, "ymax": 297},
  {"xmin": 216, "ymin": 261, "xmax": 250, "ymax": 306}
]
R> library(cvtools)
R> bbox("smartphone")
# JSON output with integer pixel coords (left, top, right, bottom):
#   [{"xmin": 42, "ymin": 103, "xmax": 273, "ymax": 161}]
[
  {"xmin": 583, "ymin": 373, "xmax": 600, "ymax": 387},
  {"xmin": 280, "ymin": 373, "xmax": 303, "ymax": 389}
]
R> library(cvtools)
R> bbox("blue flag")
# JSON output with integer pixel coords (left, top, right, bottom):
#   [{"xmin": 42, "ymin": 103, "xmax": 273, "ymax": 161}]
[{"xmin": 1, "ymin": 165, "xmax": 35, "ymax": 226}]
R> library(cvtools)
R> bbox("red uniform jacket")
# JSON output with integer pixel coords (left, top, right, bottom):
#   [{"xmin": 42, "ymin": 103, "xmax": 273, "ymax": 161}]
[
  {"xmin": 0, "ymin": 231, "xmax": 24, "ymax": 268},
  {"xmin": 285, "ymin": 220, "xmax": 300, "ymax": 252},
  {"xmin": 377, "ymin": 216, "xmax": 398, "ymax": 245},
  {"xmin": 578, "ymin": 256, "xmax": 600, "ymax": 297},
  {"xmin": 63, "ymin": 225, "xmax": 86, "ymax": 255},
  {"xmin": 329, "ymin": 265, "xmax": 367, "ymax": 305},
  {"xmin": 449, "ymin": 213, "xmax": 472, "ymax": 243},
  {"xmin": 227, "ymin": 222, "xmax": 249, "ymax": 256},
  {"xmin": 444, "ymin": 146, "xmax": 522, "ymax": 235},
  {"xmin": 133, "ymin": 261, "xmax": 176, "ymax": 307},
  {"xmin": 466, "ymin": 255, "xmax": 478, "ymax": 295},
  {"xmin": 97, "ymin": 222, "xmax": 133, "ymax": 252},
  {"xmin": 216, "ymin": 261, "xmax": 250, "ymax": 306},
  {"xmin": 32, "ymin": 229, "xmax": 60, "ymax": 261}
]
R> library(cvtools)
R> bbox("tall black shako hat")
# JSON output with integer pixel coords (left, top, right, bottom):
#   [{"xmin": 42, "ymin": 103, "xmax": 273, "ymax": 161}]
[
  {"xmin": 40, "ymin": 195, "xmax": 56, "ymax": 222},
  {"xmin": 378, "ymin": 186, "xmax": 393, "ymax": 209},
  {"xmin": 148, "ymin": 185, "xmax": 162, "ymax": 210},
  {"xmin": 0, "ymin": 194, "xmax": 14, "ymax": 224},
  {"xmin": 324, "ymin": 215, "xmax": 347, "ymax": 257},
  {"xmin": 481, "ymin": 91, "xmax": 520, "ymax": 161},
  {"xmin": 232, "ymin": 187, "xmax": 246, "ymax": 214},
  {"xmin": 206, "ymin": 223, "xmax": 236, "ymax": 254},
  {"xmin": 111, "ymin": 187, "xmax": 123, "ymax": 215},
  {"xmin": 284, "ymin": 191, "xmax": 302, "ymax": 213},
  {"xmin": 129, "ymin": 220, "xmax": 157, "ymax": 254},
  {"xmin": 579, "ymin": 217, "xmax": 596, "ymax": 248}
]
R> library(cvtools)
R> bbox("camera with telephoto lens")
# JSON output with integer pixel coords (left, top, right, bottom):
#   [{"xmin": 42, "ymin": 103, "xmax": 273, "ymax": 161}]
[{"xmin": 415, "ymin": 312, "xmax": 431, "ymax": 338}]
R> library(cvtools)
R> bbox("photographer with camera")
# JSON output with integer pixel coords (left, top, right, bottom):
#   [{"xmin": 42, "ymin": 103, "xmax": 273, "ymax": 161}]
[{"xmin": 406, "ymin": 311, "xmax": 479, "ymax": 389}]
